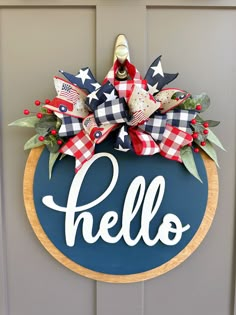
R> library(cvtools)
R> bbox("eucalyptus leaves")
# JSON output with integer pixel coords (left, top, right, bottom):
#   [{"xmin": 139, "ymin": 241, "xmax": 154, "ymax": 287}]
[
  {"xmin": 178, "ymin": 93, "xmax": 225, "ymax": 182},
  {"xmin": 9, "ymin": 104, "xmax": 63, "ymax": 178}
]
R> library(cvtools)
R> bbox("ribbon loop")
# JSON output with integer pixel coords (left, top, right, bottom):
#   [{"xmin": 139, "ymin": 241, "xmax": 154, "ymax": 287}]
[
  {"xmin": 114, "ymin": 79, "xmax": 147, "ymax": 101},
  {"xmin": 85, "ymin": 81, "xmax": 118, "ymax": 112},
  {"xmin": 104, "ymin": 59, "xmax": 147, "ymax": 101},
  {"xmin": 83, "ymin": 114, "xmax": 118, "ymax": 144},
  {"xmin": 104, "ymin": 59, "xmax": 143, "ymax": 85},
  {"xmin": 145, "ymin": 56, "xmax": 178, "ymax": 95},
  {"xmin": 94, "ymin": 98, "xmax": 130, "ymax": 126},
  {"xmin": 56, "ymin": 113, "xmax": 83, "ymax": 137},
  {"xmin": 166, "ymin": 109, "xmax": 196, "ymax": 134},
  {"xmin": 129, "ymin": 128, "xmax": 160, "ymax": 155},
  {"xmin": 159, "ymin": 124, "xmax": 193, "ymax": 162},
  {"xmin": 155, "ymin": 88, "xmax": 191, "ymax": 114},
  {"xmin": 44, "ymin": 77, "xmax": 89, "ymax": 118},
  {"xmin": 127, "ymin": 85, "xmax": 161, "ymax": 126},
  {"xmin": 138, "ymin": 112, "xmax": 167, "ymax": 142}
]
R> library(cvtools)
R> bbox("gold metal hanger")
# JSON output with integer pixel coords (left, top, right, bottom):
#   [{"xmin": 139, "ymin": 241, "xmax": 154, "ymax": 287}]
[{"xmin": 113, "ymin": 34, "xmax": 130, "ymax": 80}]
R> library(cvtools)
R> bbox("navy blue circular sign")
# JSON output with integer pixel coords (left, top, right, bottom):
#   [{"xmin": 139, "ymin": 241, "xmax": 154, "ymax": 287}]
[{"xmin": 30, "ymin": 134, "xmax": 211, "ymax": 280}]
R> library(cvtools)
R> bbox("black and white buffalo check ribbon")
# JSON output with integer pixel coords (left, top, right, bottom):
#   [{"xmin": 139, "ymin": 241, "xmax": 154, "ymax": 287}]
[
  {"xmin": 58, "ymin": 115, "xmax": 83, "ymax": 137},
  {"xmin": 139, "ymin": 109, "xmax": 196, "ymax": 143},
  {"xmin": 94, "ymin": 98, "xmax": 130, "ymax": 125}
]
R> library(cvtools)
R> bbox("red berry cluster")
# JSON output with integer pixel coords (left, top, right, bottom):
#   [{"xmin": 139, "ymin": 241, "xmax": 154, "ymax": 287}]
[
  {"xmin": 191, "ymin": 104, "xmax": 209, "ymax": 153},
  {"xmin": 38, "ymin": 129, "xmax": 63, "ymax": 145},
  {"xmin": 23, "ymin": 99, "xmax": 51, "ymax": 117},
  {"xmin": 192, "ymin": 125, "xmax": 209, "ymax": 152},
  {"xmin": 23, "ymin": 99, "xmax": 49, "ymax": 119},
  {"xmin": 23, "ymin": 99, "xmax": 63, "ymax": 147}
]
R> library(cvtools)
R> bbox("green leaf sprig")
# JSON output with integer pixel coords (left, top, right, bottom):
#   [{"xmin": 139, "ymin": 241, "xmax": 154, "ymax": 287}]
[
  {"xmin": 180, "ymin": 94, "xmax": 225, "ymax": 182},
  {"xmin": 9, "ymin": 100, "xmax": 64, "ymax": 177}
]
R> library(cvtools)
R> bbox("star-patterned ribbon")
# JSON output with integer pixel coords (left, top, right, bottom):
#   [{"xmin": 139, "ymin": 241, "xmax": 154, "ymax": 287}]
[
  {"xmin": 59, "ymin": 67, "xmax": 101, "ymax": 94},
  {"xmin": 144, "ymin": 55, "xmax": 178, "ymax": 95}
]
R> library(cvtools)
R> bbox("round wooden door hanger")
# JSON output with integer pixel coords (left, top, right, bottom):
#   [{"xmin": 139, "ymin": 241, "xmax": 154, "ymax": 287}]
[
  {"xmin": 16, "ymin": 35, "xmax": 221, "ymax": 283},
  {"xmin": 24, "ymin": 139, "xmax": 218, "ymax": 283}
]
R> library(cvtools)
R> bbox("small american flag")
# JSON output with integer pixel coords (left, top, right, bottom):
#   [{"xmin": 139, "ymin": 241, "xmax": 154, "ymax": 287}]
[
  {"xmin": 83, "ymin": 114, "xmax": 98, "ymax": 135},
  {"xmin": 60, "ymin": 83, "xmax": 78, "ymax": 105}
]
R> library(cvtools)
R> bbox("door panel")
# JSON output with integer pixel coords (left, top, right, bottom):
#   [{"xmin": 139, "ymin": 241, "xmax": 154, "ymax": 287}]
[
  {"xmin": 145, "ymin": 7, "xmax": 235, "ymax": 315},
  {"xmin": 0, "ymin": 2, "xmax": 235, "ymax": 315},
  {"xmin": 0, "ymin": 7, "xmax": 96, "ymax": 315}
]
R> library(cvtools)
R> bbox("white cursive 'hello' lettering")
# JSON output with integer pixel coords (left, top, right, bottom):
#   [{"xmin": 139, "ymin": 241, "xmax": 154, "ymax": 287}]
[{"xmin": 42, "ymin": 153, "xmax": 190, "ymax": 247}]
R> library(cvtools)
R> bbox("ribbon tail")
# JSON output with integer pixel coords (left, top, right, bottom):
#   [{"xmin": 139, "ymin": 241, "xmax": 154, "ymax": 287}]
[
  {"xmin": 162, "ymin": 72, "xmax": 179, "ymax": 87},
  {"xmin": 129, "ymin": 128, "xmax": 160, "ymax": 155},
  {"xmin": 59, "ymin": 130, "xmax": 95, "ymax": 172},
  {"xmin": 145, "ymin": 56, "xmax": 178, "ymax": 94},
  {"xmin": 159, "ymin": 124, "xmax": 192, "ymax": 162},
  {"xmin": 59, "ymin": 68, "xmax": 101, "ymax": 94},
  {"xmin": 114, "ymin": 125, "xmax": 133, "ymax": 152}
]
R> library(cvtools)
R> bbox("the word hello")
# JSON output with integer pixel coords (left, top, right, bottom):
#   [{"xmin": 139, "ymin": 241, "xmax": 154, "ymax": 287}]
[{"xmin": 42, "ymin": 153, "xmax": 190, "ymax": 247}]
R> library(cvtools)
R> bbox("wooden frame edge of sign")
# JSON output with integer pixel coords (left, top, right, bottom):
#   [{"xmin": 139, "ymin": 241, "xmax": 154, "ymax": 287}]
[{"xmin": 23, "ymin": 146, "xmax": 219, "ymax": 283}]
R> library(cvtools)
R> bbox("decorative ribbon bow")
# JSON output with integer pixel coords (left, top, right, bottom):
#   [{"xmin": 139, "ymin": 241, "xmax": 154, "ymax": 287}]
[{"xmin": 45, "ymin": 57, "xmax": 196, "ymax": 172}]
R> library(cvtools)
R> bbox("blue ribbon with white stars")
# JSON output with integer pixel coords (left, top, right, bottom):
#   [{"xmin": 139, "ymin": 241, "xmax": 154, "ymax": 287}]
[
  {"xmin": 145, "ymin": 56, "xmax": 178, "ymax": 95},
  {"xmin": 59, "ymin": 67, "xmax": 101, "ymax": 94}
]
